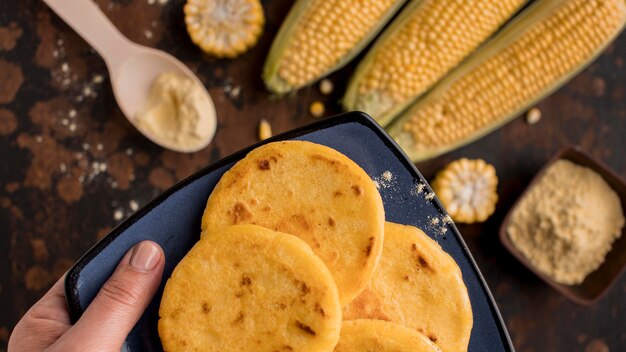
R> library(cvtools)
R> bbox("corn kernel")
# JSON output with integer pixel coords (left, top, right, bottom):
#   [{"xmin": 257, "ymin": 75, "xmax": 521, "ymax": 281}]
[
  {"xmin": 310, "ymin": 101, "xmax": 325, "ymax": 118},
  {"xmin": 319, "ymin": 79, "xmax": 334, "ymax": 95},
  {"xmin": 258, "ymin": 119, "xmax": 272, "ymax": 140},
  {"xmin": 526, "ymin": 107, "xmax": 542, "ymax": 124}
]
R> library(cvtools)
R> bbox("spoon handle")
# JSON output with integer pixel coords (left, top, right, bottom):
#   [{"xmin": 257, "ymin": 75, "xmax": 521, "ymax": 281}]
[{"xmin": 42, "ymin": 0, "xmax": 135, "ymax": 68}]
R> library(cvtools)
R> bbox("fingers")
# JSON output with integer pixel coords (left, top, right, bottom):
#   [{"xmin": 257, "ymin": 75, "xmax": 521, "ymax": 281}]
[
  {"xmin": 56, "ymin": 241, "xmax": 164, "ymax": 351},
  {"xmin": 8, "ymin": 275, "xmax": 72, "ymax": 352},
  {"xmin": 26, "ymin": 274, "xmax": 71, "ymax": 324}
]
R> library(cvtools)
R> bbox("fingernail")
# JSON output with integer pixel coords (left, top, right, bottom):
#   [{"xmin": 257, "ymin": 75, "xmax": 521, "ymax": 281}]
[{"xmin": 130, "ymin": 241, "xmax": 160, "ymax": 272}]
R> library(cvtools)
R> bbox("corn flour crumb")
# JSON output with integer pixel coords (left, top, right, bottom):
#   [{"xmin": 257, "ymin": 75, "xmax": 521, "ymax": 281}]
[
  {"xmin": 373, "ymin": 171, "xmax": 394, "ymax": 190},
  {"xmin": 507, "ymin": 159, "xmax": 625, "ymax": 285}
]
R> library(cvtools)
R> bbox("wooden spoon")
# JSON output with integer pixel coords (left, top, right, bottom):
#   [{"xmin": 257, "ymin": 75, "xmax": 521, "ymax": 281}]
[{"xmin": 43, "ymin": 0, "xmax": 217, "ymax": 153}]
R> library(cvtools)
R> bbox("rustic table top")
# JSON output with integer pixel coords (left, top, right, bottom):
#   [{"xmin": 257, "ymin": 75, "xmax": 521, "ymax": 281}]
[{"xmin": 1, "ymin": 0, "xmax": 625, "ymax": 351}]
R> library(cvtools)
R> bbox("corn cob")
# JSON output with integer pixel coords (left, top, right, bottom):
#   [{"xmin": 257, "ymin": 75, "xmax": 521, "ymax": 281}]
[
  {"xmin": 343, "ymin": 0, "xmax": 528, "ymax": 126},
  {"xmin": 184, "ymin": 0, "xmax": 265, "ymax": 58},
  {"xmin": 263, "ymin": 0, "xmax": 407, "ymax": 94},
  {"xmin": 388, "ymin": 0, "xmax": 626, "ymax": 162},
  {"xmin": 432, "ymin": 158, "xmax": 498, "ymax": 224}
]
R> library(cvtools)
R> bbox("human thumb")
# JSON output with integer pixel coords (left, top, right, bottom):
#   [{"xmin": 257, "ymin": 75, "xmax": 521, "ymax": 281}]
[{"xmin": 54, "ymin": 241, "xmax": 164, "ymax": 351}]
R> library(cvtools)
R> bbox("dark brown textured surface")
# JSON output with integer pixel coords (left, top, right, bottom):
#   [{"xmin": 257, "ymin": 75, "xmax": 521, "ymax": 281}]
[{"xmin": 0, "ymin": 0, "xmax": 624, "ymax": 351}]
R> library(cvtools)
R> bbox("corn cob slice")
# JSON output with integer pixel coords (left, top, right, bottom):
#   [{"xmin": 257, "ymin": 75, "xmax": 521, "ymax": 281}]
[
  {"xmin": 432, "ymin": 158, "xmax": 498, "ymax": 224},
  {"xmin": 343, "ymin": 0, "xmax": 528, "ymax": 126},
  {"xmin": 263, "ymin": 0, "xmax": 407, "ymax": 94},
  {"xmin": 184, "ymin": 0, "xmax": 265, "ymax": 58},
  {"xmin": 387, "ymin": 0, "xmax": 626, "ymax": 162}
]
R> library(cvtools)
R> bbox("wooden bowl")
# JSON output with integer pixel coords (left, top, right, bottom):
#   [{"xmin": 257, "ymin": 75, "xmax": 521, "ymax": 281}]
[{"xmin": 499, "ymin": 146, "xmax": 626, "ymax": 305}]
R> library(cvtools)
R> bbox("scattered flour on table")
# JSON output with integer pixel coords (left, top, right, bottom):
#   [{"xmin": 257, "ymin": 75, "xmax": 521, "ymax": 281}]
[
  {"xmin": 373, "ymin": 170, "xmax": 396, "ymax": 190},
  {"xmin": 411, "ymin": 181, "xmax": 435, "ymax": 202},
  {"xmin": 112, "ymin": 199, "xmax": 144, "ymax": 221},
  {"xmin": 372, "ymin": 173, "xmax": 453, "ymax": 238},
  {"xmin": 413, "ymin": 182, "xmax": 426, "ymax": 195}
]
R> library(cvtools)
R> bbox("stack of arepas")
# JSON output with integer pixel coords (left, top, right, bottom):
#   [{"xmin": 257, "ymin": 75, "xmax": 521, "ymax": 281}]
[{"xmin": 158, "ymin": 141, "xmax": 473, "ymax": 352}]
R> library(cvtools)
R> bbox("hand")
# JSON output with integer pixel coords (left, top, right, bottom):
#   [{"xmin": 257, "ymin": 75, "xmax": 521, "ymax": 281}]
[{"xmin": 9, "ymin": 241, "xmax": 165, "ymax": 352}]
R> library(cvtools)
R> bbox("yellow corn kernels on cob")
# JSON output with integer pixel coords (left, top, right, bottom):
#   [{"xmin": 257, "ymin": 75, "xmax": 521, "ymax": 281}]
[
  {"xmin": 263, "ymin": 0, "xmax": 407, "ymax": 94},
  {"xmin": 343, "ymin": 0, "xmax": 528, "ymax": 126},
  {"xmin": 432, "ymin": 158, "xmax": 498, "ymax": 224},
  {"xmin": 184, "ymin": 0, "xmax": 265, "ymax": 58},
  {"xmin": 387, "ymin": 0, "xmax": 626, "ymax": 162}
]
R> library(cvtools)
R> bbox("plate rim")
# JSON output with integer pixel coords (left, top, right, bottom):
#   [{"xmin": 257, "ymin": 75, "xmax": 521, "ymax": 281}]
[{"xmin": 64, "ymin": 111, "xmax": 515, "ymax": 351}]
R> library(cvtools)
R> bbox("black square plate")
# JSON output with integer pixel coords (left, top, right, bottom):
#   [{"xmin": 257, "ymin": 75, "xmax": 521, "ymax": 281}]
[{"xmin": 65, "ymin": 112, "xmax": 514, "ymax": 351}]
